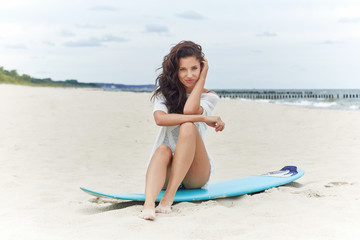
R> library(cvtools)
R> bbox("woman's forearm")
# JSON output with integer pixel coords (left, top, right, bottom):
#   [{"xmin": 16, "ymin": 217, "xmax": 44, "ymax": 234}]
[
  {"xmin": 154, "ymin": 111, "xmax": 205, "ymax": 126},
  {"xmin": 183, "ymin": 58, "xmax": 209, "ymax": 115},
  {"xmin": 183, "ymin": 79, "xmax": 205, "ymax": 115}
]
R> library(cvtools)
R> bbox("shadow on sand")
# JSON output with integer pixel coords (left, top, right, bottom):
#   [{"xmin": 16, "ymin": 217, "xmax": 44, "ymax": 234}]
[{"xmin": 79, "ymin": 198, "xmax": 144, "ymax": 215}]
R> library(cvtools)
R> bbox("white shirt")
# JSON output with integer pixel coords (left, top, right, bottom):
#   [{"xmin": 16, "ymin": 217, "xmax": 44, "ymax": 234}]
[{"xmin": 148, "ymin": 92, "xmax": 219, "ymax": 189}]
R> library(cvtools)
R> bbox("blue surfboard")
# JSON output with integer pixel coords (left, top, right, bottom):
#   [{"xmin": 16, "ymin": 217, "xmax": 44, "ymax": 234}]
[{"xmin": 80, "ymin": 166, "xmax": 304, "ymax": 202}]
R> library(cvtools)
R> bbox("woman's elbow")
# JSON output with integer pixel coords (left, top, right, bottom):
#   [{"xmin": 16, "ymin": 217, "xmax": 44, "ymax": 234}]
[
  {"xmin": 154, "ymin": 117, "xmax": 163, "ymax": 126},
  {"xmin": 154, "ymin": 111, "xmax": 166, "ymax": 126}
]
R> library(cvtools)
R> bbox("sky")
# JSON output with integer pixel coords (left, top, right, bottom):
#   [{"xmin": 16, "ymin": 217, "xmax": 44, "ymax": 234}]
[{"xmin": 1, "ymin": 0, "xmax": 360, "ymax": 89}]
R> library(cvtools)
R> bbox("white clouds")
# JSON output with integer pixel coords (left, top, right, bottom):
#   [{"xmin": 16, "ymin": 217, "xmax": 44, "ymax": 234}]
[
  {"xmin": 75, "ymin": 23, "xmax": 106, "ymax": 29},
  {"xmin": 176, "ymin": 11, "xmax": 205, "ymax": 20},
  {"xmin": 60, "ymin": 29, "xmax": 75, "ymax": 37},
  {"xmin": 250, "ymin": 50, "xmax": 263, "ymax": 54},
  {"xmin": 338, "ymin": 17, "xmax": 360, "ymax": 23},
  {"xmin": 255, "ymin": 32, "xmax": 278, "ymax": 37},
  {"xmin": 145, "ymin": 25, "xmax": 169, "ymax": 35},
  {"xmin": 64, "ymin": 35, "xmax": 128, "ymax": 47},
  {"xmin": 88, "ymin": 5, "xmax": 120, "ymax": 12},
  {"xmin": 42, "ymin": 41, "xmax": 55, "ymax": 46},
  {"xmin": 5, "ymin": 44, "xmax": 27, "ymax": 49},
  {"xmin": 101, "ymin": 35, "xmax": 128, "ymax": 42},
  {"xmin": 322, "ymin": 40, "xmax": 344, "ymax": 45},
  {"xmin": 64, "ymin": 38, "xmax": 102, "ymax": 47}
]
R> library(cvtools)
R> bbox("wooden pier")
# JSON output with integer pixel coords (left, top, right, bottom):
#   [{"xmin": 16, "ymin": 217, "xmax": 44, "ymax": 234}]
[{"xmin": 214, "ymin": 90, "xmax": 360, "ymax": 100}]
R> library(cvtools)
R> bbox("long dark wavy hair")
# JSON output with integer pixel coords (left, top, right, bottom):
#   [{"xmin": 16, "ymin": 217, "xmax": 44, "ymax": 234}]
[{"xmin": 151, "ymin": 41, "xmax": 204, "ymax": 114}]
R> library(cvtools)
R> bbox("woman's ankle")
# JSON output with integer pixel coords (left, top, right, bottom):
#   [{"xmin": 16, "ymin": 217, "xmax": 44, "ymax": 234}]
[{"xmin": 143, "ymin": 201, "xmax": 155, "ymax": 209}]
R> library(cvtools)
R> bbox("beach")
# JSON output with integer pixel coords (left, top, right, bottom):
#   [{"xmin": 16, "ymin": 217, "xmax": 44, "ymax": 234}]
[{"xmin": 1, "ymin": 84, "xmax": 359, "ymax": 240}]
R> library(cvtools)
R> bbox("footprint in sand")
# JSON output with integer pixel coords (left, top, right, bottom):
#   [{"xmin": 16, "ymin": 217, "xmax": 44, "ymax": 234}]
[
  {"xmin": 291, "ymin": 189, "xmax": 325, "ymax": 198},
  {"xmin": 324, "ymin": 182, "xmax": 355, "ymax": 188}
]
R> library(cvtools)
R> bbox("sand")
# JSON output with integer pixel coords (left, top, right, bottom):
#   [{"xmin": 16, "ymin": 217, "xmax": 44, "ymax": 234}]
[{"xmin": 1, "ymin": 84, "xmax": 359, "ymax": 240}]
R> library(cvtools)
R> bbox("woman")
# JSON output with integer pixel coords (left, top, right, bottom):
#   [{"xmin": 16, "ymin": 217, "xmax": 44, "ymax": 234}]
[{"xmin": 141, "ymin": 41, "xmax": 225, "ymax": 220}]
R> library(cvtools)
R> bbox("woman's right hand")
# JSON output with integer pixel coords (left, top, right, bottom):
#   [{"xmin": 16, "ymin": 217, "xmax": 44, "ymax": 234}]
[{"xmin": 204, "ymin": 116, "xmax": 225, "ymax": 132}]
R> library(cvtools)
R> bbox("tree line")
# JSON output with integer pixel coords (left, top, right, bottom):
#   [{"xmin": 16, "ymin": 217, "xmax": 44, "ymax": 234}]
[{"xmin": 0, "ymin": 66, "xmax": 98, "ymax": 88}]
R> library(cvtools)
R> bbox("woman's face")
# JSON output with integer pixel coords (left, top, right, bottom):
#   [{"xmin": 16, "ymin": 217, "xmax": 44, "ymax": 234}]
[{"xmin": 178, "ymin": 56, "xmax": 201, "ymax": 93}]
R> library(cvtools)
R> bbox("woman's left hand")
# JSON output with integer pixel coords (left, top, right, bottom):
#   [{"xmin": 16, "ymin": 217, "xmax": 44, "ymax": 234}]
[
  {"xmin": 200, "ymin": 57, "xmax": 209, "ymax": 81},
  {"xmin": 204, "ymin": 116, "xmax": 225, "ymax": 132}
]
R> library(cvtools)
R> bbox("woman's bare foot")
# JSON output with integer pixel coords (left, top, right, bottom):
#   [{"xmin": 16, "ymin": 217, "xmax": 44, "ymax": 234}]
[
  {"xmin": 140, "ymin": 203, "xmax": 156, "ymax": 220},
  {"xmin": 155, "ymin": 199, "xmax": 173, "ymax": 214}
]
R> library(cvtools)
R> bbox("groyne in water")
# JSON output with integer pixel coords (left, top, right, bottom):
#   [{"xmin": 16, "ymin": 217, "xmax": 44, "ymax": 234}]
[{"xmin": 214, "ymin": 89, "xmax": 360, "ymax": 100}]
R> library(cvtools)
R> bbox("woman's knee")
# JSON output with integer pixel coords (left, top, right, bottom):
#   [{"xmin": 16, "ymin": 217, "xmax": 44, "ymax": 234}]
[
  {"xmin": 154, "ymin": 144, "xmax": 172, "ymax": 158},
  {"xmin": 179, "ymin": 122, "xmax": 197, "ymax": 136},
  {"xmin": 151, "ymin": 145, "xmax": 172, "ymax": 167}
]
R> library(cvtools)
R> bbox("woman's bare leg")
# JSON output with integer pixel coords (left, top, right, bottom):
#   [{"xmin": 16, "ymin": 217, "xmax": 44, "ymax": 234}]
[
  {"xmin": 141, "ymin": 144, "xmax": 172, "ymax": 220},
  {"xmin": 156, "ymin": 122, "xmax": 211, "ymax": 213}
]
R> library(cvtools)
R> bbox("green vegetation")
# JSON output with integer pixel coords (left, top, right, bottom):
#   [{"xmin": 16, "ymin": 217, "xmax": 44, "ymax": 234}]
[{"xmin": 0, "ymin": 66, "xmax": 98, "ymax": 88}]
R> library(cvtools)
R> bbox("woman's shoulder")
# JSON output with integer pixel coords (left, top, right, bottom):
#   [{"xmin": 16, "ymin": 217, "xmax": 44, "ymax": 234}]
[
  {"xmin": 201, "ymin": 89, "xmax": 220, "ymax": 104},
  {"xmin": 203, "ymin": 88, "xmax": 218, "ymax": 96}
]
